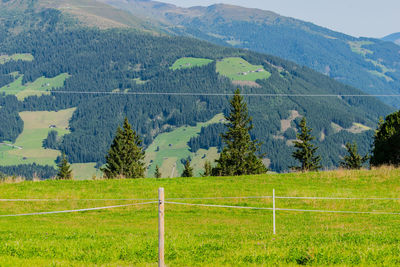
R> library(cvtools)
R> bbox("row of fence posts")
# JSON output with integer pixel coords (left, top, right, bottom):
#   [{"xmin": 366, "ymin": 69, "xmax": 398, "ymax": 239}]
[{"xmin": 157, "ymin": 187, "xmax": 276, "ymax": 267}]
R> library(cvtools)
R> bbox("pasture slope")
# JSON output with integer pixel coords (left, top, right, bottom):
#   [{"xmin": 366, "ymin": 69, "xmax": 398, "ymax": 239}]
[
  {"xmin": 0, "ymin": 167, "xmax": 400, "ymax": 266},
  {"xmin": 145, "ymin": 113, "xmax": 224, "ymax": 178},
  {"xmin": 0, "ymin": 108, "xmax": 101, "ymax": 179}
]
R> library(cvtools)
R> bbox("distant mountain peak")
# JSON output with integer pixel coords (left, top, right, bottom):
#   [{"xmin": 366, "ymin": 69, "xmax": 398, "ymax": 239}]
[
  {"xmin": 0, "ymin": 0, "xmax": 160, "ymax": 32},
  {"xmin": 382, "ymin": 32, "xmax": 400, "ymax": 46}
]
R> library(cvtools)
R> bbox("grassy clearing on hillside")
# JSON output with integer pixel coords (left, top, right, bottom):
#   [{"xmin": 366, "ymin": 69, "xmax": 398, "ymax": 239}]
[
  {"xmin": 171, "ymin": 57, "xmax": 214, "ymax": 70},
  {"xmin": 0, "ymin": 109, "xmax": 75, "ymax": 166},
  {"xmin": 0, "ymin": 53, "xmax": 33, "ymax": 64},
  {"xmin": 216, "ymin": 57, "xmax": 271, "ymax": 82},
  {"xmin": 0, "ymin": 168, "xmax": 400, "ymax": 266},
  {"xmin": 348, "ymin": 41, "xmax": 394, "ymax": 82},
  {"xmin": 71, "ymin": 163, "xmax": 102, "ymax": 180},
  {"xmin": 348, "ymin": 41, "xmax": 374, "ymax": 56},
  {"xmin": 0, "ymin": 73, "xmax": 70, "ymax": 100},
  {"xmin": 145, "ymin": 114, "xmax": 224, "ymax": 178}
]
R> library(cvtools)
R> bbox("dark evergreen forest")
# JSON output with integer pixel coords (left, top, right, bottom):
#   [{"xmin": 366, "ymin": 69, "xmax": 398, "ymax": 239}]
[
  {"xmin": 168, "ymin": 13, "xmax": 400, "ymax": 108},
  {"xmin": 0, "ymin": 9, "xmax": 394, "ymax": 173},
  {"xmin": 0, "ymin": 164, "xmax": 56, "ymax": 180}
]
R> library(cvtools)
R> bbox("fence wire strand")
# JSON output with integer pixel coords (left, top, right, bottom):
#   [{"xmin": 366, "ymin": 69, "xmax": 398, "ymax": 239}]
[
  {"xmin": 2, "ymin": 195, "xmax": 400, "ymax": 202},
  {"xmin": 0, "ymin": 201, "xmax": 158, "ymax": 217},
  {"xmin": 165, "ymin": 201, "xmax": 274, "ymax": 210},
  {"xmin": 165, "ymin": 201, "xmax": 400, "ymax": 215}
]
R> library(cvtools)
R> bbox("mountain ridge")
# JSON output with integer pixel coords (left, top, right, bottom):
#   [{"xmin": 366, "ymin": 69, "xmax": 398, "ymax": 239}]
[
  {"xmin": 98, "ymin": 0, "xmax": 400, "ymax": 108},
  {"xmin": 0, "ymin": 0, "xmax": 394, "ymax": 174},
  {"xmin": 0, "ymin": 0, "xmax": 161, "ymax": 32},
  {"xmin": 382, "ymin": 32, "xmax": 400, "ymax": 46}
]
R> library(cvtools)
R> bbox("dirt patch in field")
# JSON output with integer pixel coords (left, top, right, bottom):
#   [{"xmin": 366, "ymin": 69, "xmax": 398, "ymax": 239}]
[
  {"xmin": 331, "ymin": 122, "xmax": 370, "ymax": 134},
  {"xmin": 232, "ymin": 80, "xmax": 261, "ymax": 88},
  {"xmin": 281, "ymin": 110, "xmax": 301, "ymax": 133}
]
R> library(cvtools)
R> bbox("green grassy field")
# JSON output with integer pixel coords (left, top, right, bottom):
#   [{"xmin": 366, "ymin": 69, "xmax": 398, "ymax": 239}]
[
  {"xmin": 0, "ymin": 53, "xmax": 34, "ymax": 65},
  {"xmin": 216, "ymin": 57, "xmax": 271, "ymax": 81},
  {"xmin": 0, "ymin": 168, "xmax": 400, "ymax": 266},
  {"xmin": 348, "ymin": 41, "xmax": 374, "ymax": 56},
  {"xmin": 171, "ymin": 57, "xmax": 214, "ymax": 70},
  {"xmin": 0, "ymin": 109, "xmax": 75, "ymax": 166},
  {"xmin": 0, "ymin": 73, "xmax": 70, "ymax": 100},
  {"xmin": 71, "ymin": 163, "xmax": 103, "ymax": 180},
  {"xmin": 145, "ymin": 114, "xmax": 224, "ymax": 178}
]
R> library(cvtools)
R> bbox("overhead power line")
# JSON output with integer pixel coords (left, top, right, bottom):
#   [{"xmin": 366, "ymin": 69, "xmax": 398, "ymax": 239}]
[{"xmin": 2, "ymin": 90, "xmax": 400, "ymax": 97}]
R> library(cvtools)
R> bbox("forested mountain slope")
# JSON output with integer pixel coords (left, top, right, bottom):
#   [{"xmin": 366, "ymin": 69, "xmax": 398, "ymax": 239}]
[
  {"xmin": 0, "ymin": 0, "xmax": 159, "ymax": 31},
  {"xmin": 383, "ymin": 33, "xmax": 400, "ymax": 46},
  {"xmin": 0, "ymin": 2, "xmax": 393, "ymax": 173},
  {"xmin": 100, "ymin": 0, "xmax": 400, "ymax": 108}
]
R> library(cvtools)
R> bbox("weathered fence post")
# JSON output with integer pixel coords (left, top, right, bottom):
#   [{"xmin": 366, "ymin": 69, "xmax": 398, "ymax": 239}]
[
  {"xmin": 159, "ymin": 187, "xmax": 165, "ymax": 267},
  {"xmin": 273, "ymin": 189, "xmax": 276, "ymax": 235}
]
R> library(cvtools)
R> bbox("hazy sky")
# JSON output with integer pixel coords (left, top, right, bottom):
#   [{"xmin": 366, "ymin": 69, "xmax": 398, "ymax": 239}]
[{"xmin": 158, "ymin": 0, "xmax": 399, "ymax": 38}]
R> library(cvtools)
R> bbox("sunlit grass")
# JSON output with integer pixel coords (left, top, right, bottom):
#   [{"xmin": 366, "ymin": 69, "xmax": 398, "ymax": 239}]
[
  {"xmin": 171, "ymin": 57, "xmax": 214, "ymax": 70},
  {"xmin": 0, "ymin": 73, "xmax": 70, "ymax": 100},
  {"xmin": 0, "ymin": 108, "xmax": 75, "ymax": 167},
  {"xmin": 216, "ymin": 57, "xmax": 271, "ymax": 81},
  {"xmin": 0, "ymin": 168, "xmax": 400, "ymax": 266}
]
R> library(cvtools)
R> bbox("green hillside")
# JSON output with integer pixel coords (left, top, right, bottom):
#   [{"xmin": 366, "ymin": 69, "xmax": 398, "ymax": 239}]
[
  {"xmin": 0, "ymin": 0, "xmax": 159, "ymax": 32},
  {"xmin": 0, "ymin": 109, "xmax": 74, "ymax": 166},
  {"xmin": 0, "ymin": 2, "xmax": 394, "ymax": 175},
  {"xmin": 0, "ymin": 73, "xmax": 70, "ymax": 100},
  {"xmin": 171, "ymin": 57, "xmax": 213, "ymax": 70},
  {"xmin": 0, "ymin": 53, "xmax": 33, "ymax": 64},
  {"xmin": 0, "ymin": 168, "xmax": 400, "ymax": 265},
  {"xmin": 382, "ymin": 32, "xmax": 400, "ymax": 45},
  {"xmin": 104, "ymin": 0, "xmax": 400, "ymax": 108},
  {"xmin": 216, "ymin": 57, "xmax": 271, "ymax": 82},
  {"xmin": 145, "ymin": 113, "xmax": 224, "ymax": 177}
]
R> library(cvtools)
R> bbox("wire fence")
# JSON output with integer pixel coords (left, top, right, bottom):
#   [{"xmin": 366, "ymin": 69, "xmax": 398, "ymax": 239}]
[
  {"xmin": 2, "ymin": 195, "xmax": 400, "ymax": 202},
  {"xmin": 0, "ymin": 201, "xmax": 158, "ymax": 217},
  {"xmin": 2, "ymin": 188, "xmax": 400, "ymax": 266},
  {"xmin": 1, "ymin": 191, "xmax": 400, "ymax": 217}
]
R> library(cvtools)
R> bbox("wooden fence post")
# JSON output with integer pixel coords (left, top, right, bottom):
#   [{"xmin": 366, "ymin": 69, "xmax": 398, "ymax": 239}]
[
  {"xmin": 159, "ymin": 187, "xmax": 165, "ymax": 267},
  {"xmin": 273, "ymin": 189, "xmax": 276, "ymax": 235}
]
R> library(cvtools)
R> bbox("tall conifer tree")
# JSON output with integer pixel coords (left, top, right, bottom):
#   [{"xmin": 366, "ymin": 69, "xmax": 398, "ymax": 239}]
[
  {"xmin": 202, "ymin": 160, "xmax": 212, "ymax": 177},
  {"xmin": 181, "ymin": 159, "xmax": 194, "ymax": 177},
  {"xmin": 154, "ymin": 165, "xmax": 162, "ymax": 178},
  {"xmin": 292, "ymin": 117, "xmax": 321, "ymax": 172},
  {"xmin": 340, "ymin": 142, "xmax": 369, "ymax": 169},
  {"xmin": 371, "ymin": 111, "xmax": 400, "ymax": 166},
  {"xmin": 102, "ymin": 118, "xmax": 146, "ymax": 178},
  {"xmin": 212, "ymin": 89, "xmax": 267, "ymax": 176},
  {"xmin": 57, "ymin": 152, "xmax": 72, "ymax": 180}
]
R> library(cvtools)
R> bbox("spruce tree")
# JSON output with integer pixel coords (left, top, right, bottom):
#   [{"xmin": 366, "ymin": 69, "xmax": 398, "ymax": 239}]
[
  {"xmin": 292, "ymin": 117, "xmax": 322, "ymax": 172},
  {"xmin": 181, "ymin": 159, "xmax": 194, "ymax": 177},
  {"xmin": 340, "ymin": 142, "xmax": 369, "ymax": 170},
  {"xmin": 154, "ymin": 165, "xmax": 162, "ymax": 178},
  {"xmin": 371, "ymin": 111, "xmax": 400, "ymax": 166},
  {"xmin": 212, "ymin": 89, "xmax": 267, "ymax": 176},
  {"xmin": 102, "ymin": 118, "xmax": 146, "ymax": 178},
  {"xmin": 57, "ymin": 152, "xmax": 72, "ymax": 180},
  {"xmin": 202, "ymin": 160, "xmax": 212, "ymax": 177}
]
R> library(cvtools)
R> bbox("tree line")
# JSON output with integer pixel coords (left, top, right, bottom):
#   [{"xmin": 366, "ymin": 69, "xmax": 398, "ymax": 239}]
[
  {"xmin": 0, "ymin": 8, "xmax": 394, "ymax": 174},
  {"xmin": 57, "ymin": 90, "xmax": 400, "ymax": 179}
]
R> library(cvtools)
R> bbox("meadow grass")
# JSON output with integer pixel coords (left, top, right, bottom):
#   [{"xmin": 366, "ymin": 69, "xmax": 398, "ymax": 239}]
[
  {"xmin": 171, "ymin": 57, "xmax": 214, "ymax": 70},
  {"xmin": 0, "ymin": 73, "xmax": 70, "ymax": 100},
  {"xmin": 216, "ymin": 57, "xmax": 271, "ymax": 82},
  {"xmin": 70, "ymin": 163, "xmax": 102, "ymax": 180},
  {"xmin": 0, "ymin": 53, "xmax": 34, "ymax": 65},
  {"xmin": 0, "ymin": 168, "xmax": 400, "ymax": 266},
  {"xmin": 145, "ymin": 114, "xmax": 224, "ymax": 178},
  {"xmin": 0, "ymin": 109, "xmax": 75, "ymax": 167},
  {"xmin": 348, "ymin": 41, "xmax": 374, "ymax": 56}
]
